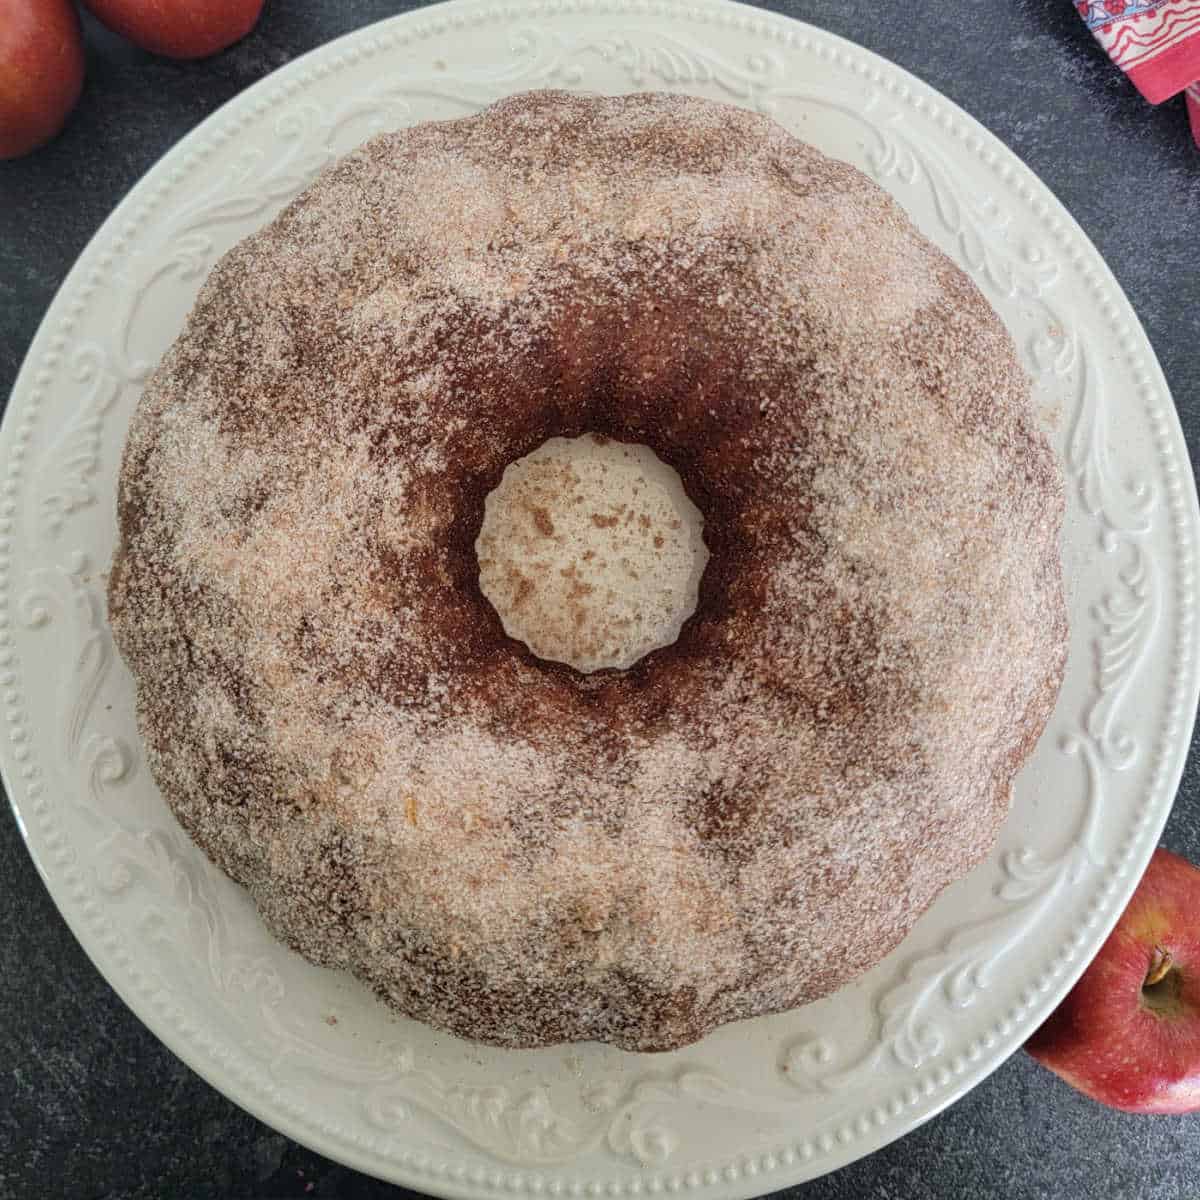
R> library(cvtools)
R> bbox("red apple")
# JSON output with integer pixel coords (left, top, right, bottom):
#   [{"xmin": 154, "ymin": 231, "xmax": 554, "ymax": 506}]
[
  {"xmin": 81, "ymin": 0, "xmax": 265, "ymax": 60},
  {"xmin": 0, "ymin": 0, "xmax": 85, "ymax": 160},
  {"xmin": 1026, "ymin": 847, "xmax": 1200, "ymax": 1113}
]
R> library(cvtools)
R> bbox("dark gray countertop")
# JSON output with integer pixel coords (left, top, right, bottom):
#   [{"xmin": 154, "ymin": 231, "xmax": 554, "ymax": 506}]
[{"xmin": 2, "ymin": 2, "xmax": 1199, "ymax": 1198}]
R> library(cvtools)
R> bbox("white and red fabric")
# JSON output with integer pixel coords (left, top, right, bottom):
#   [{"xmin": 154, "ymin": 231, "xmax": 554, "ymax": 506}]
[{"xmin": 1075, "ymin": 0, "xmax": 1200, "ymax": 144}]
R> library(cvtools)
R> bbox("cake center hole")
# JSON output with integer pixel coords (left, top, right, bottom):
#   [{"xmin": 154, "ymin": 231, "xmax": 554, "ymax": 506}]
[{"xmin": 476, "ymin": 434, "xmax": 709, "ymax": 673}]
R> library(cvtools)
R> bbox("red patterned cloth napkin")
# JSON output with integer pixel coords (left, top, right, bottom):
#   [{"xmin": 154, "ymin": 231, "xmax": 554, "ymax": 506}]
[{"xmin": 1075, "ymin": 0, "xmax": 1200, "ymax": 144}]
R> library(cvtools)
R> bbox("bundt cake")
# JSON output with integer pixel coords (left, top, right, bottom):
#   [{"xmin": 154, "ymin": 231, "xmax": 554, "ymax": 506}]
[{"xmin": 108, "ymin": 90, "xmax": 1068, "ymax": 1052}]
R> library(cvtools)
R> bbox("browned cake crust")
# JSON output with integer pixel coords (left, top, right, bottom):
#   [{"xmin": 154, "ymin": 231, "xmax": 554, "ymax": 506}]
[{"xmin": 108, "ymin": 90, "xmax": 1068, "ymax": 1052}]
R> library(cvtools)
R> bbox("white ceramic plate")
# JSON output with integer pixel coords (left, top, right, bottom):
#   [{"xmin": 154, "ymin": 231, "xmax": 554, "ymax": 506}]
[{"xmin": 4, "ymin": 0, "xmax": 1198, "ymax": 1193}]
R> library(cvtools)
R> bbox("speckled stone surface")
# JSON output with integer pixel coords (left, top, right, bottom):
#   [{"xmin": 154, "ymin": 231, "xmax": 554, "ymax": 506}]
[{"xmin": 1, "ymin": 2, "xmax": 1198, "ymax": 1198}]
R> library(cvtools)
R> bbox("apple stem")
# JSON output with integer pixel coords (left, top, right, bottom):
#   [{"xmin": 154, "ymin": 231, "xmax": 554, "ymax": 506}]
[{"xmin": 1144, "ymin": 945, "xmax": 1173, "ymax": 989}]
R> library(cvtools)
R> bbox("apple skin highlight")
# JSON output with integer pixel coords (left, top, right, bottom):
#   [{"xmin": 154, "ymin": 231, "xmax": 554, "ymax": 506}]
[
  {"xmin": 80, "ymin": 0, "xmax": 264, "ymax": 60},
  {"xmin": 0, "ymin": 0, "xmax": 85, "ymax": 159},
  {"xmin": 1027, "ymin": 848, "xmax": 1200, "ymax": 1114}
]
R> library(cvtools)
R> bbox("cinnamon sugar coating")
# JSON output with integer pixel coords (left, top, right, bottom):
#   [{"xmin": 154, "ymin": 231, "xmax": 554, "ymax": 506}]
[{"xmin": 108, "ymin": 91, "xmax": 1067, "ymax": 1051}]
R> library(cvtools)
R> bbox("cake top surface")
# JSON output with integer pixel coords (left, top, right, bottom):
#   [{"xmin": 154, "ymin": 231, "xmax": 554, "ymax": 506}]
[{"xmin": 109, "ymin": 90, "xmax": 1067, "ymax": 1049}]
